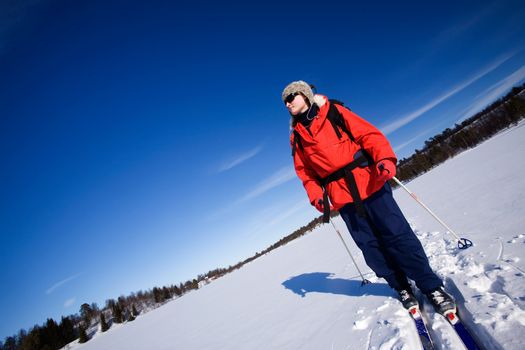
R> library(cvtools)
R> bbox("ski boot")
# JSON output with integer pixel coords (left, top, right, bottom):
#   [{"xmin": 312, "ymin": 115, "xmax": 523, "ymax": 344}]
[
  {"xmin": 426, "ymin": 287, "xmax": 456, "ymax": 315},
  {"xmin": 398, "ymin": 288, "xmax": 419, "ymax": 310}
]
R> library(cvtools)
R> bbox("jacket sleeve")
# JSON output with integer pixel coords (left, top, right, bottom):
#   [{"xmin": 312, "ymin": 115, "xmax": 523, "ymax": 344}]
[
  {"xmin": 291, "ymin": 137, "xmax": 324, "ymax": 205},
  {"xmin": 336, "ymin": 105, "xmax": 397, "ymax": 164}
]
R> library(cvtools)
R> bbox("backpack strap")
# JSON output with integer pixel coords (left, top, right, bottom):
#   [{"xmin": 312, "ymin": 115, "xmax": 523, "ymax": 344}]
[
  {"xmin": 320, "ymin": 150, "xmax": 371, "ymax": 221},
  {"xmin": 327, "ymin": 101, "xmax": 356, "ymax": 142},
  {"xmin": 323, "ymin": 101, "xmax": 372, "ymax": 220}
]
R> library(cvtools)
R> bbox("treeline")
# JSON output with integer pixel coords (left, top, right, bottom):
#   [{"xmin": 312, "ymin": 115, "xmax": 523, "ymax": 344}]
[
  {"xmin": 214, "ymin": 215, "xmax": 329, "ymax": 274},
  {"xmin": 258, "ymin": 215, "xmax": 328, "ymax": 255},
  {"xmin": 0, "ymin": 218, "xmax": 331, "ymax": 350},
  {"xmin": 2, "ymin": 83, "xmax": 524, "ymax": 350},
  {"xmin": 0, "ymin": 318, "xmax": 77, "ymax": 350},
  {"xmin": 0, "ymin": 282, "xmax": 199, "ymax": 349},
  {"xmin": 396, "ymin": 83, "xmax": 525, "ymax": 182}
]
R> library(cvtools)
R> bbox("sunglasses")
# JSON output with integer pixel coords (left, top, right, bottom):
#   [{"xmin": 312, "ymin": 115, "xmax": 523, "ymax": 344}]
[{"xmin": 284, "ymin": 92, "xmax": 301, "ymax": 104}]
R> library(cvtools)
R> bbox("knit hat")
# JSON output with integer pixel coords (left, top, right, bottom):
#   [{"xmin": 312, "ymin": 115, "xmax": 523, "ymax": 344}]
[{"xmin": 282, "ymin": 80, "xmax": 314, "ymax": 106}]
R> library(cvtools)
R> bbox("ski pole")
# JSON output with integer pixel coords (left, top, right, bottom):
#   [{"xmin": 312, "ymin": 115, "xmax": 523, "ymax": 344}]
[
  {"xmin": 330, "ymin": 219, "xmax": 371, "ymax": 285},
  {"xmin": 390, "ymin": 176, "xmax": 473, "ymax": 250}
]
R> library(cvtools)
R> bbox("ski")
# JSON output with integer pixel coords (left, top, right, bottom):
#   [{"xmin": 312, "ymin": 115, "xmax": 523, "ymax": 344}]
[
  {"xmin": 444, "ymin": 311, "xmax": 480, "ymax": 350},
  {"xmin": 408, "ymin": 306, "xmax": 435, "ymax": 350}
]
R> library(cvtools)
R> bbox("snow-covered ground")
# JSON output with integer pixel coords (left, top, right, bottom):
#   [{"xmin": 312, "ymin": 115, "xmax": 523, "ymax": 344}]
[{"xmin": 67, "ymin": 123, "xmax": 525, "ymax": 350}]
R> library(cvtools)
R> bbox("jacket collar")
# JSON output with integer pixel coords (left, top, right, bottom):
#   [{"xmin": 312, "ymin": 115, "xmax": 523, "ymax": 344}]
[{"xmin": 292, "ymin": 94, "xmax": 329, "ymax": 139}]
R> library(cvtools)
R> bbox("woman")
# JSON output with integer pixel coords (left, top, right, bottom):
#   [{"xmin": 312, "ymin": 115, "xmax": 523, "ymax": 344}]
[{"xmin": 283, "ymin": 80, "xmax": 455, "ymax": 315}]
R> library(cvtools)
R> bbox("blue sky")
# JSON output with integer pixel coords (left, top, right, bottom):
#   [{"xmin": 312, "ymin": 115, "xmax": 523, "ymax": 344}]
[{"xmin": 1, "ymin": 0, "xmax": 525, "ymax": 339}]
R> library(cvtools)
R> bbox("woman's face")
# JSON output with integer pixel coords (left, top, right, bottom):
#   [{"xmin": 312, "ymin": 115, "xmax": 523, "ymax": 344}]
[{"xmin": 285, "ymin": 93, "xmax": 309, "ymax": 116}]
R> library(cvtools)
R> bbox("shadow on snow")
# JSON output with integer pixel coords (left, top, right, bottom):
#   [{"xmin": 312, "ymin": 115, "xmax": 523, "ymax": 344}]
[{"xmin": 282, "ymin": 272, "xmax": 393, "ymax": 298}]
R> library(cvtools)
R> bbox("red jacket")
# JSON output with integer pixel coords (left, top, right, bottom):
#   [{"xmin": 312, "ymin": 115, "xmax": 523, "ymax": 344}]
[{"xmin": 291, "ymin": 95, "xmax": 397, "ymax": 210}]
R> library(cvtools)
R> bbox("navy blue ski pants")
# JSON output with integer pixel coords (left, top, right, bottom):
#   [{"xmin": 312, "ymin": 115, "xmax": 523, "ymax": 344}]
[{"xmin": 338, "ymin": 183, "xmax": 442, "ymax": 294}]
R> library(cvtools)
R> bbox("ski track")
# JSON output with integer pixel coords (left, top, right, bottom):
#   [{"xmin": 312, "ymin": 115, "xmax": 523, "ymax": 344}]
[
  {"xmin": 496, "ymin": 237, "xmax": 525, "ymax": 275},
  {"xmin": 496, "ymin": 239, "xmax": 504, "ymax": 261},
  {"xmin": 412, "ymin": 227, "xmax": 525, "ymax": 350},
  {"xmin": 364, "ymin": 327, "xmax": 373, "ymax": 350}
]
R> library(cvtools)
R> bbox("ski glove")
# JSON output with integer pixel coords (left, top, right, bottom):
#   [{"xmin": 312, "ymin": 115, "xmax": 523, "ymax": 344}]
[
  {"xmin": 313, "ymin": 199, "xmax": 333, "ymax": 213},
  {"xmin": 376, "ymin": 158, "xmax": 396, "ymax": 182}
]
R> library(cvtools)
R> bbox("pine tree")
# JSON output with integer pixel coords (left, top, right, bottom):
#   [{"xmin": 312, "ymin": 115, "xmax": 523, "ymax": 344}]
[
  {"xmin": 80, "ymin": 303, "xmax": 93, "ymax": 327},
  {"xmin": 112, "ymin": 302, "xmax": 123, "ymax": 323},
  {"xmin": 19, "ymin": 327, "xmax": 41, "ymax": 350},
  {"xmin": 100, "ymin": 313, "xmax": 109, "ymax": 332},
  {"xmin": 131, "ymin": 304, "xmax": 139, "ymax": 317},
  {"xmin": 173, "ymin": 284, "xmax": 182, "ymax": 296},
  {"xmin": 42, "ymin": 318, "xmax": 61, "ymax": 349},
  {"xmin": 117, "ymin": 296, "xmax": 127, "ymax": 311},
  {"xmin": 78, "ymin": 324, "xmax": 88, "ymax": 344},
  {"xmin": 3, "ymin": 336, "xmax": 17, "ymax": 350},
  {"xmin": 59, "ymin": 316, "xmax": 76, "ymax": 346},
  {"xmin": 91, "ymin": 302, "xmax": 100, "ymax": 315},
  {"xmin": 153, "ymin": 287, "xmax": 162, "ymax": 303},
  {"xmin": 127, "ymin": 310, "xmax": 136, "ymax": 322},
  {"xmin": 162, "ymin": 286, "xmax": 171, "ymax": 301},
  {"xmin": 16, "ymin": 329, "xmax": 27, "ymax": 349}
]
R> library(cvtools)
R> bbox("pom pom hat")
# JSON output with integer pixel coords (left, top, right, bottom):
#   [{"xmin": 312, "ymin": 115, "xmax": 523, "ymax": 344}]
[{"xmin": 282, "ymin": 80, "xmax": 314, "ymax": 106}]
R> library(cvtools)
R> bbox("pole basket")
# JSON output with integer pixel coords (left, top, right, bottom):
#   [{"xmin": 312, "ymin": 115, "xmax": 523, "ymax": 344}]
[
  {"xmin": 361, "ymin": 279, "xmax": 372, "ymax": 286},
  {"xmin": 458, "ymin": 238, "xmax": 473, "ymax": 250}
]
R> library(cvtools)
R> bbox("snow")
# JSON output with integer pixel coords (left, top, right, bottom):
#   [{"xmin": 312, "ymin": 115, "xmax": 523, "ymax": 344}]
[{"xmin": 66, "ymin": 123, "xmax": 525, "ymax": 350}]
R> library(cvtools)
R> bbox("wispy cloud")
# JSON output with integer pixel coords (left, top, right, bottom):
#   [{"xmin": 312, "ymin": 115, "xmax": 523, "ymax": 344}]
[
  {"xmin": 457, "ymin": 65, "xmax": 525, "ymax": 122},
  {"xmin": 64, "ymin": 297, "xmax": 76, "ymax": 308},
  {"xmin": 236, "ymin": 166, "xmax": 296, "ymax": 204},
  {"xmin": 267, "ymin": 201, "xmax": 309, "ymax": 227},
  {"xmin": 402, "ymin": 2, "xmax": 500, "ymax": 79},
  {"xmin": 381, "ymin": 52, "xmax": 517, "ymax": 135},
  {"xmin": 46, "ymin": 273, "xmax": 81, "ymax": 295},
  {"xmin": 240, "ymin": 200, "xmax": 310, "ymax": 240},
  {"xmin": 429, "ymin": 3, "xmax": 496, "ymax": 52},
  {"xmin": 393, "ymin": 128, "xmax": 435, "ymax": 152},
  {"xmin": 217, "ymin": 146, "xmax": 263, "ymax": 172},
  {"xmin": 207, "ymin": 166, "xmax": 297, "ymax": 221}
]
